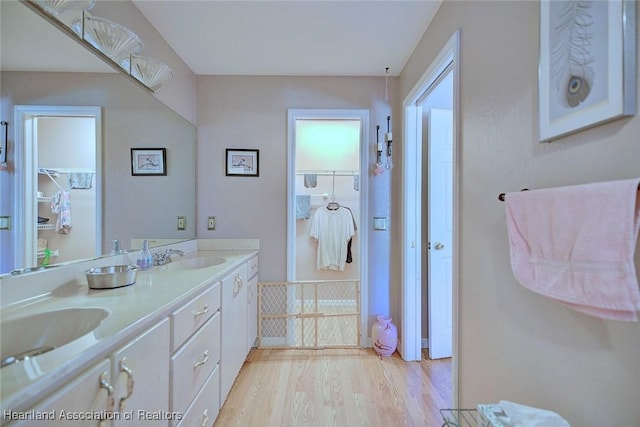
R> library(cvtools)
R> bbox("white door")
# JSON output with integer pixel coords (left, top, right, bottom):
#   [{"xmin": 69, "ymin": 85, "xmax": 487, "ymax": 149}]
[{"xmin": 428, "ymin": 108, "xmax": 453, "ymax": 359}]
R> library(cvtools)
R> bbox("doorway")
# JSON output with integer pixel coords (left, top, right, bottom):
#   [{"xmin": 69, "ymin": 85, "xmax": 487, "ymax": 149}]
[
  {"xmin": 13, "ymin": 105, "xmax": 102, "ymax": 271},
  {"xmin": 401, "ymin": 30, "xmax": 460, "ymax": 401},
  {"xmin": 286, "ymin": 109, "xmax": 369, "ymax": 346}
]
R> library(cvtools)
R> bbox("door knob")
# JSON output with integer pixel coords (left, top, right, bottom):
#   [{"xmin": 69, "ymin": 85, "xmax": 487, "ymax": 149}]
[{"xmin": 434, "ymin": 242, "xmax": 444, "ymax": 250}]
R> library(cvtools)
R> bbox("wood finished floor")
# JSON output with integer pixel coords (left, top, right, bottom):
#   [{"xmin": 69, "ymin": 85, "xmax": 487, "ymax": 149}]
[{"xmin": 214, "ymin": 348, "xmax": 452, "ymax": 427}]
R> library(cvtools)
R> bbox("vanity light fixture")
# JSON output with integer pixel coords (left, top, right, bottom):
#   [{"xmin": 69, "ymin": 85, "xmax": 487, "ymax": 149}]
[{"xmin": 22, "ymin": 0, "xmax": 172, "ymax": 93}]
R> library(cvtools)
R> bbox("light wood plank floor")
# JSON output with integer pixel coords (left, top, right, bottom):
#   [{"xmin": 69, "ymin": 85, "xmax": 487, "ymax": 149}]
[{"xmin": 214, "ymin": 348, "xmax": 451, "ymax": 427}]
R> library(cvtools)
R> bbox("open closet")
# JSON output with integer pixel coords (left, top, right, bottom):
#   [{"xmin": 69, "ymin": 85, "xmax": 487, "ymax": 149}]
[
  {"xmin": 256, "ymin": 109, "xmax": 368, "ymax": 349},
  {"xmin": 37, "ymin": 166, "xmax": 95, "ymax": 265},
  {"xmin": 17, "ymin": 108, "xmax": 101, "ymax": 269},
  {"xmin": 295, "ymin": 169, "xmax": 359, "ymax": 278}
]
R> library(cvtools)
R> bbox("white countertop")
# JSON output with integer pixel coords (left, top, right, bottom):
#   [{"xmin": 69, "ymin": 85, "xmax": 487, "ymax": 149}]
[{"xmin": 0, "ymin": 240, "xmax": 258, "ymax": 416}]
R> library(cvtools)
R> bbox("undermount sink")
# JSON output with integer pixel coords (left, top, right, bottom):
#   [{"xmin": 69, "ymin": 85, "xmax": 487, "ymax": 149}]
[
  {"xmin": 167, "ymin": 256, "xmax": 226, "ymax": 270},
  {"xmin": 1, "ymin": 307, "xmax": 109, "ymax": 368}
]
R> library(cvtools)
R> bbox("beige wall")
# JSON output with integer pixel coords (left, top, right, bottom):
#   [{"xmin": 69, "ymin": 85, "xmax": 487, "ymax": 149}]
[
  {"xmin": 195, "ymin": 75, "xmax": 396, "ymax": 327},
  {"xmin": 400, "ymin": 1, "xmax": 640, "ymax": 425}
]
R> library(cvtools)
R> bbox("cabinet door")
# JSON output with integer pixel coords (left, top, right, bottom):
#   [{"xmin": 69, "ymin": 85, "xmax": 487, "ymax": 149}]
[
  {"xmin": 246, "ymin": 274, "xmax": 258, "ymax": 352},
  {"xmin": 11, "ymin": 359, "xmax": 113, "ymax": 427},
  {"xmin": 220, "ymin": 264, "xmax": 248, "ymax": 405},
  {"xmin": 112, "ymin": 318, "xmax": 170, "ymax": 427}
]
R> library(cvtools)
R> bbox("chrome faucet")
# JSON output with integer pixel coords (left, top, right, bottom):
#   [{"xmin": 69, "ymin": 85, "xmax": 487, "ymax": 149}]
[{"xmin": 153, "ymin": 249, "xmax": 186, "ymax": 265}]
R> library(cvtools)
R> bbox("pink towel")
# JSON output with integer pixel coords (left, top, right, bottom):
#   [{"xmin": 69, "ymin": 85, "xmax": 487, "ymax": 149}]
[{"xmin": 505, "ymin": 178, "xmax": 640, "ymax": 321}]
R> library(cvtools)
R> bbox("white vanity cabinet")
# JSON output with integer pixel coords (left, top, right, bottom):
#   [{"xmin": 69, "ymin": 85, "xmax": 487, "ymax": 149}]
[
  {"xmin": 220, "ymin": 263, "xmax": 248, "ymax": 405},
  {"xmin": 246, "ymin": 255, "xmax": 259, "ymax": 352},
  {"xmin": 169, "ymin": 280, "xmax": 221, "ymax": 427},
  {"xmin": 3, "ymin": 247, "xmax": 259, "ymax": 427},
  {"xmin": 10, "ymin": 359, "xmax": 113, "ymax": 427},
  {"xmin": 11, "ymin": 319, "xmax": 170, "ymax": 427},
  {"xmin": 111, "ymin": 318, "xmax": 170, "ymax": 427}
]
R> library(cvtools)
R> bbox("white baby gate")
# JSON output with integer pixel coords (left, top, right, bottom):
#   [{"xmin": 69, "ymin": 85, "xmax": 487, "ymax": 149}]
[{"xmin": 258, "ymin": 280, "xmax": 360, "ymax": 348}]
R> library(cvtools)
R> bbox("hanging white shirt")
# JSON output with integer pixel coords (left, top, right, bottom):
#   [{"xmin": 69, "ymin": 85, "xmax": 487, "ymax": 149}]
[{"xmin": 309, "ymin": 206, "xmax": 355, "ymax": 271}]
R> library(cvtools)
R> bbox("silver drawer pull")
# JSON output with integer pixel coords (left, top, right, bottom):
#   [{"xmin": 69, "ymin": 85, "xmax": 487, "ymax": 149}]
[
  {"xmin": 193, "ymin": 304, "xmax": 210, "ymax": 318},
  {"xmin": 200, "ymin": 409, "xmax": 209, "ymax": 427},
  {"xmin": 194, "ymin": 350, "xmax": 210, "ymax": 368},
  {"xmin": 233, "ymin": 275, "xmax": 243, "ymax": 296},
  {"xmin": 118, "ymin": 357, "xmax": 135, "ymax": 412},
  {"xmin": 99, "ymin": 371, "xmax": 115, "ymax": 424},
  {"xmin": 99, "ymin": 372, "xmax": 115, "ymax": 406}
]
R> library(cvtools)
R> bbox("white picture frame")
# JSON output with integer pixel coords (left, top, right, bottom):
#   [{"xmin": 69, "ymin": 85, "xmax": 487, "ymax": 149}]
[{"xmin": 538, "ymin": 0, "xmax": 636, "ymax": 142}]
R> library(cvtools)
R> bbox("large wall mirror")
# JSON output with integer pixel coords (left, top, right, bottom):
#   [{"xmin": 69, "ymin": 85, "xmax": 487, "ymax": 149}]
[{"xmin": 0, "ymin": 1, "xmax": 196, "ymax": 274}]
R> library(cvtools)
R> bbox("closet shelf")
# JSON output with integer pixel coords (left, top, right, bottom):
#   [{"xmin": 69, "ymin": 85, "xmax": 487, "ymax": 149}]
[
  {"xmin": 37, "ymin": 196, "xmax": 54, "ymax": 203},
  {"xmin": 37, "ymin": 249, "xmax": 59, "ymax": 259},
  {"xmin": 296, "ymin": 169, "xmax": 358, "ymax": 176},
  {"xmin": 38, "ymin": 167, "xmax": 95, "ymax": 175},
  {"xmin": 37, "ymin": 224, "xmax": 56, "ymax": 231}
]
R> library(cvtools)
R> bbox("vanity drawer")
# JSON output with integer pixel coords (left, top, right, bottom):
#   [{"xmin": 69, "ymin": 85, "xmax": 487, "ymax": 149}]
[
  {"xmin": 247, "ymin": 255, "xmax": 259, "ymax": 279},
  {"xmin": 170, "ymin": 312, "xmax": 220, "ymax": 414},
  {"xmin": 174, "ymin": 366, "xmax": 220, "ymax": 427},
  {"xmin": 171, "ymin": 281, "xmax": 220, "ymax": 352}
]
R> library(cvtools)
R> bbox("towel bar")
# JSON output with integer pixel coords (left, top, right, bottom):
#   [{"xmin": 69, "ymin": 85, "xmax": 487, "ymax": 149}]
[
  {"xmin": 498, "ymin": 183, "xmax": 640, "ymax": 201},
  {"xmin": 498, "ymin": 189, "xmax": 529, "ymax": 201}
]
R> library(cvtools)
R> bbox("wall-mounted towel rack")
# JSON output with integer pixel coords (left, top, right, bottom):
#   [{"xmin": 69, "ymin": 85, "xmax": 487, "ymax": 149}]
[
  {"xmin": 498, "ymin": 189, "xmax": 529, "ymax": 201},
  {"xmin": 499, "ymin": 184, "xmax": 640, "ymax": 201}
]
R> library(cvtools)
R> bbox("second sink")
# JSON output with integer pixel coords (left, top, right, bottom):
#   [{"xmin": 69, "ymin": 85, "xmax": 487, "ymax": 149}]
[
  {"xmin": 167, "ymin": 256, "xmax": 226, "ymax": 270},
  {"xmin": 1, "ymin": 307, "xmax": 110, "ymax": 368}
]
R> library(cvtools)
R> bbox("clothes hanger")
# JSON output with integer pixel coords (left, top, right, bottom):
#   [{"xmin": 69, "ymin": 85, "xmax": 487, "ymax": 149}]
[
  {"xmin": 326, "ymin": 171, "xmax": 340, "ymax": 210},
  {"xmin": 327, "ymin": 195, "xmax": 340, "ymax": 210}
]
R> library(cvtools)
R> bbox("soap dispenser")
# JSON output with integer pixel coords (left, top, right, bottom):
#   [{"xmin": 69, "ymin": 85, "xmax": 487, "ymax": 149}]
[
  {"xmin": 110, "ymin": 240, "xmax": 122, "ymax": 255},
  {"xmin": 136, "ymin": 240, "xmax": 153, "ymax": 270}
]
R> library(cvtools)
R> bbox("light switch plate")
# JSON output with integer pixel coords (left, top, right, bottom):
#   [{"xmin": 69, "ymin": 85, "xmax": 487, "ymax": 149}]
[
  {"xmin": 0, "ymin": 216, "xmax": 10, "ymax": 230},
  {"xmin": 207, "ymin": 216, "xmax": 216, "ymax": 230},
  {"xmin": 373, "ymin": 217, "xmax": 386, "ymax": 231},
  {"xmin": 177, "ymin": 216, "xmax": 186, "ymax": 230}
]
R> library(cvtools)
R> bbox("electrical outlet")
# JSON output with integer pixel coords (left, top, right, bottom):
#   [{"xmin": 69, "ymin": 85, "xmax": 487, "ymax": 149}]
[
  {"xmin": 207, "ymin": 216, "xmax": 216, "ymax": 231},
  {"xmin": 177, "ymin": 216, "xmax": 186, "ymax": 230}
]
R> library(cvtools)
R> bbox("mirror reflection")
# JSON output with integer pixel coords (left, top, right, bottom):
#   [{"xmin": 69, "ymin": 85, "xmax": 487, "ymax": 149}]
[{"xmin": 0, "ymin": 1, "xmax": 196, "ymax": 275}]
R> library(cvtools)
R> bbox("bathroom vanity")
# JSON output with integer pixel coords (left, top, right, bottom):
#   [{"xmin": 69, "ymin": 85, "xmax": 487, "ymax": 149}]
[{"xmin": 0, "ymin": 239, "xmax": 259, "ymax": 426}]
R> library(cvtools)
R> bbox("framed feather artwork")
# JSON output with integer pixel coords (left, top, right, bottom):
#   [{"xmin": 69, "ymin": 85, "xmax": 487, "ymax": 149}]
[{"xmin": 538, "ymin": 0, "xmax": 636, "ymax": 142}]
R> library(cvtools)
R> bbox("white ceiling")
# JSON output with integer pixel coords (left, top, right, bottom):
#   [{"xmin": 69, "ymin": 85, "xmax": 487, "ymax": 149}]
[
  {"xmin": 131, "ymin": 0, "xmax": 442, "ymax": 76},
  {"xmin": 1, "ymin": 1, "xmax": 441, "ymax": 77}
]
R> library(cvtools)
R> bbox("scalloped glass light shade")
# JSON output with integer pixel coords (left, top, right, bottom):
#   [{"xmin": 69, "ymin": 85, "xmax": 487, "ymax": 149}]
[
  {"xmin": 121, "ymin": 55, "xmax": 174, "ymax": 90},
  {"xmin": 33, "ymin": 0, "xmax": 95, "ymax": 16},
  {"xmin": 71, "ymin": 14, "xmax": 142, "ymax": 63}
]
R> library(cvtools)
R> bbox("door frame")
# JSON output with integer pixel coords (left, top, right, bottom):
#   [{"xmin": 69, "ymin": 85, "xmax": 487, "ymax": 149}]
[
  {"xmin": 286, "ymin": 109, "xmax": 370, "ymax": 346},
  {"xmin": 401, "ymin": 30, "xmax": 460, "ymax": 399},
  {"xmin": 14, "ymin": 105, "xmax": 102, "ymax": 269}
]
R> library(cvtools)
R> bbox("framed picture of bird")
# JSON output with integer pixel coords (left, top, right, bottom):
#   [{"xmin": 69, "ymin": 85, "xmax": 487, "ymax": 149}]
[
  {"xmin": 538, "ymin": 0, "xmax": 635, "ymax": 142},
  {"xmin": 131, "ymin": 148, "xmax": 167, "ymax": 176},
  {"xmin": 226, "ymin": 149, "xmax": 259, "ymax": 177}
]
